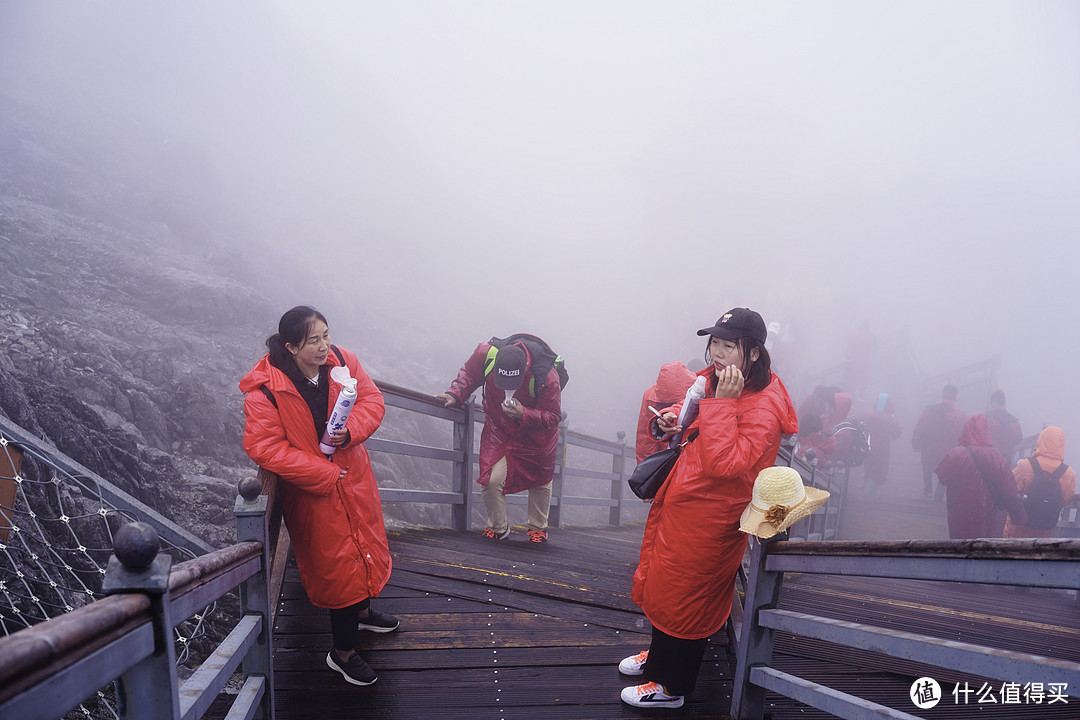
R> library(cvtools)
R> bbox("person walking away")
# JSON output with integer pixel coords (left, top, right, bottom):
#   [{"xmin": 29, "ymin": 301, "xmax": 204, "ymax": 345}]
[
  {"xmin": 635, "ymin": 361, "xmax": 696, "ymax": 462},
  {"xmin": 1004, "ymin": 426, "xmax": 1076, "ymax": 539},
  {"xmin": 935, "ymin": 414, "xmax": 1027, "ymax": 539},
  {"xmin": 859, "ymin": 393, "xmax": 902, "ymax": 493},
  {"xmin": 911, "ymin": 384, "xmax": 966, "ymax": 500},
  {"xmin": 986, "ymin": 389, "xmax": 1023, "ymax": 464},
  {"xmin": 239, "ymin": 306, "xmax": 397, "ymax": 687},
  {"xmin": 619, "ymin": 308, "xmax": 798, "ymax": 709},
  {"xmin": 436, "ymin": 333, "xmax": 564, "ymax": 544}
]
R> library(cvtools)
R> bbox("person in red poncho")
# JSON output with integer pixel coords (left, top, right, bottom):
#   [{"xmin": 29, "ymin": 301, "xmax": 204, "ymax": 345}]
[
  {"xmin": 635, "ymin": 362, "xmax": 696, "ymax": 462},
  {"xmin": 859, "ymin": 392, "xmax": 902, "ymax": 492},
  {"xmin": 239, "ymin": 306, "xmax": 396, "ymax": 687},
  {"xmin": 912, "ymin": 384, "xmax": 967, "ymax": 500},
  {"xmin": 437, "ymin": 334, "xmax": 563, "ymax": 545},
  {"xmin": 935, "ymin": 414, "xmax": 1026, "ymax": 539},
  {"xmin": 618, "ymin": 308, "xmax": 798, "ymax": 710}
]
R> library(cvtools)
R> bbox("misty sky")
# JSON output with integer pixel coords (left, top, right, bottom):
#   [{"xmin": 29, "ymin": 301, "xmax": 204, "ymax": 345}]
[{"xmin": 2, "ymin": 1, "xmax": 1078, "ymax": 439}]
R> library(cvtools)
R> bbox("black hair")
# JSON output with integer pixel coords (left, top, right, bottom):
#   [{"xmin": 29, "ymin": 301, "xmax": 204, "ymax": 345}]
[
  {"xmin": 704, "ymin": 336, "xmax": 772, "ymax": 393},
  {"xmin": 990, "ymin": 389, "xmax": 1006, "ymax": 406},
  {"xmin": 266, "ymin": 305, "xmax": 328, "ymax": 382},
  {"xmin": 942, "ymin": 384, "xmax": 958, "ymax": 402}
]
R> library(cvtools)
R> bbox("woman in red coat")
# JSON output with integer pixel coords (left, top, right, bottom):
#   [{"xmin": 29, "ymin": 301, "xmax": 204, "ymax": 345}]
[
  {"xmin": 239, "ymin": 306, "xmax": 396, "ymax": 687},
  {"xmin": 619, "ymin": 308, "xmax": 799, "ymax": 709},
  {"xmin": 859, "ymin": 393, "xmax": 902, "ymax": 491}
]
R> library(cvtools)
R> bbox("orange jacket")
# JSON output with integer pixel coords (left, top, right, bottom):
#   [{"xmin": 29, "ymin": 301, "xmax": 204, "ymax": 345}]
[
  {"xmin": 1004, "ymin": 426, "xmax": 1076, "ymax": 539},
  {"xmin": 239, "ymin": 347, "xmax": 391, "ymax": 608},
  {"xmin": 635, "ymin": 362, "xmax": 696, "ymax": 462},
  {"xmin": 632, "ymin": 370, "xmax": 798, "ymax": 639}
]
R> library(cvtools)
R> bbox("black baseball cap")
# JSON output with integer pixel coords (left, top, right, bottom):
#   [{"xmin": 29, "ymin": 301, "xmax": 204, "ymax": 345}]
[
  {"xmin": 697, "ymin": 308, "xmax": 768, "ymax": 344},
  {"xmin": 492, "ymin": 344, "xmax": 527, "ymax": 391}
]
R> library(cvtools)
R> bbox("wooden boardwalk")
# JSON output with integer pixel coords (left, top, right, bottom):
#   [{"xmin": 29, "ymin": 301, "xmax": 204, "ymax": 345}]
[
  {"xmin": 271, "ymin": 508, "xmax": 1080, "ymax": 719},
  {"xmin": 272, "ymin": 524, "xmax": 733, "ymax": 719}
]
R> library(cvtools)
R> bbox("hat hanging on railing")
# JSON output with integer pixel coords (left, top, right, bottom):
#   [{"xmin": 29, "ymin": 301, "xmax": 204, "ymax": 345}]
[{"xmin": 739, "ymin": 466, "xmax": 830, "ymax": 539}]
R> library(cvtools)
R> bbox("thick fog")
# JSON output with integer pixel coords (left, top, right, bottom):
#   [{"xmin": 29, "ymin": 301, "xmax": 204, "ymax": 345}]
[{"xmin": 3, "ymin": 1, "xmax": 1079, "ymax": 444}]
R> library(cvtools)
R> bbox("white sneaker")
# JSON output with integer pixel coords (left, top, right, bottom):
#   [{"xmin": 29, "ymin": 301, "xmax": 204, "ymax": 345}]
[
  {"xmin": 618, "ymin": 649, "xmax": 648, "ymax": 675},
  {"xmin": 621, "ymin": 681, "xmax": 684, "ymax": 708}
]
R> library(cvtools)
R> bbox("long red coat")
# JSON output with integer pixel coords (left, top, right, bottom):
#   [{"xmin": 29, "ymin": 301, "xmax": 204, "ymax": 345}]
[
  {"xmin": 239, "ymin": 347, "xmax": 391, "ymax": 609},
  {"xmin": 912, "ymin": 400, "xmax": 967, "ymax": 472},
  {"xmin": 860, "ymin": 397, "xmax": 901, "ymax": 487},
  {"xmin": 444, "ymin": 342, "xmax": 562, "ymax": 494},
  {"xmin": 635, "ymin": 362, "xmax": 696, "ymax": 462},
  {"xmin": 935, "ymin": 415, "xmax": 1023, "ymax": 539},
  {"xmin": 632, "ymin": 370, "xmax": 798, "ymax": 639}
]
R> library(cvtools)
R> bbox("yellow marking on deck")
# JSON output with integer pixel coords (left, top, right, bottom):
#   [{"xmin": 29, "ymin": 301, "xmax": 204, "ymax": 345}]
[{"xmin": 411, "ymin": 558, "xmax": 593, "ymax": 592}]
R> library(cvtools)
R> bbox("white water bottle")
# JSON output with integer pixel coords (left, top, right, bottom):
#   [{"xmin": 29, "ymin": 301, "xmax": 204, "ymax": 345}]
[
  {"xmin": 320, "ymin": 378, "xmax": 358, "ymax": 455},
  {"xmin": 671, "ymin": 375, "xmax": 708, "ymax": 446}
]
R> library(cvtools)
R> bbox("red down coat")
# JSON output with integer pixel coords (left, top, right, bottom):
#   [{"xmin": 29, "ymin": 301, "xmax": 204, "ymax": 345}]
[
  {"xmin": 239, "ymin": 347, "xmax": 391, "ymax": 609},
  {"xmin": 444, "ymin": 342, "xmax": 562, "ymax": 494},
  {"xmin": 632, "ymin": 369, "xmax": 799, "ymax": 639}
]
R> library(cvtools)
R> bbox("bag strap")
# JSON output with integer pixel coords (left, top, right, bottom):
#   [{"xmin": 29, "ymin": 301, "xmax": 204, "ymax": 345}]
[
  {"xmin": 331, "ymin": 344, "xmax": 346, "ymax": 365},
  {"xmin": 1029, "ymin": 456, "xmax": 1068, "ymax": 482},
  {"xmin": 259, "ymin": 385, "xmax": 278, "ymax": 409},
  {"xmin": 965, "ymin": 445, "xmax": 1006, "ymax": 509}
]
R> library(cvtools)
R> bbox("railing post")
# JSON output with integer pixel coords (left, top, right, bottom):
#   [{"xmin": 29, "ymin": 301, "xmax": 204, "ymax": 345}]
[
  {"xmin": 549, "ymin": 413, "xmax": 569, "ymax": 528},
  {"xmin": 610, "ymin": 431, "xmax": 627, "ymax": 527},
  {"xmin": 235, "ymin": 477, "xmax": 276, "ymax": 720},
  {"xmin": 102, "ymin": 521, "xmax": 179, "ymax": 720},
  {"xmin": 731, "ymin": 536, "xmax": 785, "ymax": 720},
  {"xmin": 452, "ymin": 402, "xmax": 476, "ymax": 532}
]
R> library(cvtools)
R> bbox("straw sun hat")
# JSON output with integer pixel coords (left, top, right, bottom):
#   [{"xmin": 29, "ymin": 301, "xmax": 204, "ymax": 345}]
[{"xmin": 739, "ymin": 466, "xmax": 830, "ymax": 539}]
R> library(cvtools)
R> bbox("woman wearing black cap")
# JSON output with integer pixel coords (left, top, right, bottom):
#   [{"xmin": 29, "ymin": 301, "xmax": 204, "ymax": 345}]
[{"xmin": 619, "ymin": 308, "xmax": 799, "ymax": 709}]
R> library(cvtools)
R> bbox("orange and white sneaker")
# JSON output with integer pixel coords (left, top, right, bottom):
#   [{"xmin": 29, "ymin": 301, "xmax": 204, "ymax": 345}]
[
  {"xmin": 620, "ymin": 681, "xmax": 684, "ymax": 708},
  {"xmin": 618, "ymin": 649, "xmax": 648, "ymax": 675},
  {"xmin": 481, "ymin": 527, "xmax": 510, "ymax": 541}
]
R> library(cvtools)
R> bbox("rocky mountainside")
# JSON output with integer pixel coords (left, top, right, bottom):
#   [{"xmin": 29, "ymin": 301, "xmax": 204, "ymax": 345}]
[{"xmin": 0, "ymin": 92, "xmax": 305, "ymax": 547}]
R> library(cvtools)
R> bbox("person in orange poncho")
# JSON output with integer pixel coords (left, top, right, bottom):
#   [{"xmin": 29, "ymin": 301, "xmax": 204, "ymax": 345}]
[
  {"xmin": 618, "ymin": 308, "xmax": 798, "ymax": 710},
  {"xmin": 635, "ymin": 362, "xmax": 696, "ymax": 462},
  {"xmin": 240, "ymin": 306, "xmax": 396, "ymax": 687},
  {"xmin": 1004, "ymin": 426, "xmax": 1076, "ymax": 539}
]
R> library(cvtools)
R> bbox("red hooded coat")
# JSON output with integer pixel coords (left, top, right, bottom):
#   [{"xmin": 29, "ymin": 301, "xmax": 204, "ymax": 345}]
[
  {"xmin": 635, "ymin": 362, "xmax": 696, "ymax": 462},
  {"xmin": 444, "ymin": 342, "xmax": 562, "ymax": 494},
  {"xmin": 859, "ymin": 395, "xmax": 901, "ymax": 486},
  {"xmin": 632, "ymin": 370, "xmax": 798, "ymax": 639},
  {"xmin": 239, "ymin": 347, "xmax": 391, "ymax": 609},
  {"xmin": 935, "ymin": 415, "xmax": 1023, "ymax": 540},
  {"xmin": 912, "ymin": 400, "xmax": 967, "ymax": 471}
]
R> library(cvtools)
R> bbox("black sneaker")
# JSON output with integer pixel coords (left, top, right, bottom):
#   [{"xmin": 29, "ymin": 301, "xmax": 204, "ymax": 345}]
[
  {"xmin": 326, "ymin": 650, "xmax": 377, "ymax": 686},
  {"xmin": 357, "ymin": 608, "xmax": 400, "ymax": 633}
]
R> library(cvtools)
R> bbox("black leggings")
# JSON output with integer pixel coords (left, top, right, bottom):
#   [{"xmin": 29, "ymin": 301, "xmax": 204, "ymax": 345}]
[
  {"xmin": 641, "ymin": 625, "xmax": 709, "ymax": 696},
  {"xmin": 329, "ymin": 598, "xmax": 370, "ymax": 651}
]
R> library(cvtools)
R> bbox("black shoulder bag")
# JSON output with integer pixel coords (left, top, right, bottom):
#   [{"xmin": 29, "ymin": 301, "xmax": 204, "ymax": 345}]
[{"xmin": 628, "ymin": 430, "xmax": 699, "ymax": 500}]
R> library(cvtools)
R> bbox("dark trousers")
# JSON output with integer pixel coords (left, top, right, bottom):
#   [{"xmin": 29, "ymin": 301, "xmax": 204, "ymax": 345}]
[
  {"xmin": 329, "ymin": 598, "xmax": 370, "ymax": 651},
  {"xmin": 642, "ymin": 625, "xmax": 709, "ymax": 696}
]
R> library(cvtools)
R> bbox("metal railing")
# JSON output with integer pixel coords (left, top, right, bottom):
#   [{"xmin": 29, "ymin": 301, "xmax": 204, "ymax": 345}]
[
  {"xmin": 731, "ymin": 536, "xmax": 1080, "ymax": 719},
  {"xmin": 367, "ymin": 380, "xmax": 636, "ymax": 529},
  {"xmin": 0, "ymin": 475, "xmax": 278, "ymax": 720}
]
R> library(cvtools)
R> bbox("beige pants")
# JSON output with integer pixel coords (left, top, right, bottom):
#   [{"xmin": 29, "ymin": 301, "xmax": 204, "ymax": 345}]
[{"xmin": 481, "ymin": 456, "xmax": 552, "ymax": 533}]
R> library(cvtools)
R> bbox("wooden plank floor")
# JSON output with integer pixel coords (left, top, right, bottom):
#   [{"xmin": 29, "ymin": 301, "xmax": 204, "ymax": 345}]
[
  {"xmin": 271, "ymin": 512, "xmax": 1080, "ymax": 719},
  {"xmin": 272, "ymin": 524, "xmax": 734, "ymax": 719}
]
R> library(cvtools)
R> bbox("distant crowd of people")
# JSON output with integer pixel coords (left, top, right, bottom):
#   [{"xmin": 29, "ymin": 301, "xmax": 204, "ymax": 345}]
[{"xmin": 238, "ymin": 304, "xmax": 1071, "ymax": 709}]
